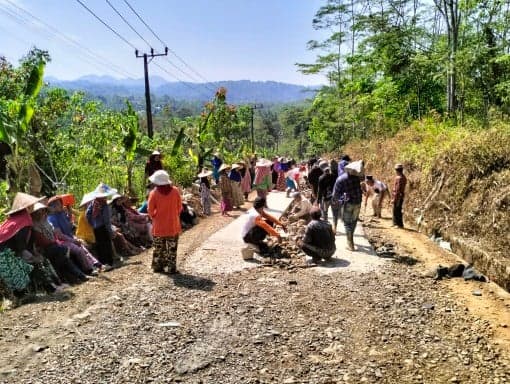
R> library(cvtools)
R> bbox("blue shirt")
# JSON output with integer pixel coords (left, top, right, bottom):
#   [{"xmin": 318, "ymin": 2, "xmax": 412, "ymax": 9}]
[
  {"xmin": 47, "ymin": 211, "xmax": 74, "ymax": 238},
  {"xmin": 86, "ymin": 203, "xmax": 113, "ymax": 234},
  {"xmin": 333, "ymin": 173, "xmax": 362, "ymax": 205},
  {"xmin": 228, "ymin": 169, "xmax": 241, "ymax": 182}
]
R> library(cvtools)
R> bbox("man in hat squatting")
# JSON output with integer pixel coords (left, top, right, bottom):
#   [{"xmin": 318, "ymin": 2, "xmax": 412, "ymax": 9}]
[
  {"xmin": 332, "ymin": 160, "xmax": 364, "ymax": 251},
  {"xmin": 288, "ymin": 192, "xmax": 313, "ymax": 223},
  {"xmin": 392, "ymin": 164, "xmax": 407, "ymax": 228},
  {"xmin": 148, "ymin": 170, "xmax": 182, "ymax": 274}
]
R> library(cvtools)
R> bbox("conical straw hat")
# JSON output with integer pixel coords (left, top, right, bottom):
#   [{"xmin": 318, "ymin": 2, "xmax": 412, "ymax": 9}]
[
  {"xmin": 6, "ymin": 192, "xmax": 45, "ymax": 215},
  {"xmin": 79, "ymin": 192, "xmax": 97, "ymax": 208}
]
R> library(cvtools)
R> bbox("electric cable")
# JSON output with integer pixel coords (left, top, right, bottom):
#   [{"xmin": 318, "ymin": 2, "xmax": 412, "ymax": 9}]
[
  {"xmin": 104, "ymin": 0, "xmax": 154, "ymax": 50},
  {"xmin": 75, "ymin": 0, "xmax": 138, "ymax": 50},
  {"xmin": 122, "ymin": 0, "xmax": 212, "ymax": 84},
  {"xmin": 2, "ymin": 0, "xmax": 137, "ymax": 78}
]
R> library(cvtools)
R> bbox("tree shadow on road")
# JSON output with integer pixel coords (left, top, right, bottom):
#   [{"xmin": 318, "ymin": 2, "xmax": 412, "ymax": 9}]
[{"xmin": 170, "ymin": 273, "xmax": 216, "ymax": 291}]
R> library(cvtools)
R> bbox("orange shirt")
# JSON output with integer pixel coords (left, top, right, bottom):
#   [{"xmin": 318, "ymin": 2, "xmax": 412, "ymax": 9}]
[{"xmin": 148, "ymin": 187, "xmax": 182, "ymax": 237}]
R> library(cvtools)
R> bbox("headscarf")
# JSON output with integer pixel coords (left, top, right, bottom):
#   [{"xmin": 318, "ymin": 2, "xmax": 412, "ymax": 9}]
[
  {"xmin": 91, "ymin": 198, "xmax": 106, "ymax": 218},
  {"xmin": 0, "ymin": 210, "xmax": 32, "ymax": 244}
]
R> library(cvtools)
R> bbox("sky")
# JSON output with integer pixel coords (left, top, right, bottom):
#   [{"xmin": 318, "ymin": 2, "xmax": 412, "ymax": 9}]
[{"xmin": 0, "ymin": 0, "xmax": 328, "ymax": 85}]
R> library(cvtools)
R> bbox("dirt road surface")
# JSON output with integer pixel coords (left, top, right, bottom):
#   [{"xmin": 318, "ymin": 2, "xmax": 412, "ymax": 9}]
[{"xmin": 0, "ymin": 197, "xmax": 509, "ymax": 383}]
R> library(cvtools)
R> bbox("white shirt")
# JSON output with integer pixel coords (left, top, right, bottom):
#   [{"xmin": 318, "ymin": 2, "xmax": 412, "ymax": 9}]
[{"xmin": 241, "ymin": 208, "xmax": 260, "ymax": 238}]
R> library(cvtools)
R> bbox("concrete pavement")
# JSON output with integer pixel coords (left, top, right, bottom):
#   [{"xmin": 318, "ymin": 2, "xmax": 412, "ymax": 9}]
[{"xmin": 183, "ymin": 192, "xmax": 387, "ymax": 275}]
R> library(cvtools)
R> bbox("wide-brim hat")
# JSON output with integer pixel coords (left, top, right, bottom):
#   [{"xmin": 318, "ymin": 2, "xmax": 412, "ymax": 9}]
[
  {"xmin": 47, "ymin": 195, "xmax": 63, "ymax": 206},
  {"xmin": 345, "ymin": 160, "xmax": 364, "ymax": 176},
  {"xmin": 93, "ymin": 183, "xmax": 118, "ymax": 198},
  {"xmin": 108, "ymin": 193, "xmax": 123, "ymax": 204},
  {"xmin": 256, "ymin": 158, "xmax": 272, "ymax": 167},
  {"xmin": 151, "ymin": 150, "xmax": 161, "ymax": 156},
  {"xmin": 198, "ymin": 168, "xmax": 213, "ymax": 178},
  {"xmin": 236, "ymin": 160, "xmax": 246, "ymax": 166},
  {"xmin": 218, "ymin": 163, "xmax": 231, "ymax": 172},
  {"xmin": 319, "ymin": 160, "xmax": 329, "ymax": 170},
  {"xmin": 79, "ymin": 192, "xmax": 97, "ymax": 208},
  {"xmin": 231, "ymin": 163, "xmax": 241, "ymax": 170},
  {"xmin": 32, "ymin": 202, "xmax": 48, "ymax": 213},
  {"xmin": 149, "ymin": 170, "xmax": 171, "ymax": 186},
  {"xmin": 6, "ymin": 192, "xmax": 45, "ymax": 216},
  {"xmin": 394, "ymin": 163, "xmax": 404, "ymax": 170}
]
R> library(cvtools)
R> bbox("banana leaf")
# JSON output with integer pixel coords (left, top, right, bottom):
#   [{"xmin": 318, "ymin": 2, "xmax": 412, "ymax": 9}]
[
  {"xmin": 24, "ymin": 61, "xmax": 45, "ymax": 98},
  {"xmin": 171, "ymin": 126, "xmax": 187, "ymax": 156}
]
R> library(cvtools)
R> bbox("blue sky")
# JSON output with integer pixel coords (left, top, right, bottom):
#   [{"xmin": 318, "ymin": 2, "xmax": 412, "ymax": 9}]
[{"xmin": 0, "ymin": 0, "xmax": 328, "ymax": 85}]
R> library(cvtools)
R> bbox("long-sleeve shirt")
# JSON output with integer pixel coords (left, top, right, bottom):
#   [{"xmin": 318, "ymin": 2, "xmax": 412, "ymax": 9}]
[
  {"xmin": 332, "ymin": 173, "xmax": 362, "ymax": 205},
  {"xmin": 303, "ymin": 219, "xmax": 336, "ymax": 251},
  {"xmin": 48, "ymin": 211, "xmax": 74, "ymax": 238},
  {"xmin": 392, "ymin": 174, "xmax": 407, "ymax": 200},
  {"xmin": 148, "ymin": 186, "xmax": 182, "ymax": 237},
  {"xmin": 241, "ymin": 208, "xmax": 283, "ymax": 238},
  {"xmin": 86, "ymin": 203, "xmax": 113, "ymax": 234},
  {"xmin": 318, "ymin": 173, "xmax": 336, "ymax": 201}
]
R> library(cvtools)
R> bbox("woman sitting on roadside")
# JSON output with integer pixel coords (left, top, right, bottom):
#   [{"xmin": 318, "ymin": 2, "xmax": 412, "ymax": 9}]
[
  {"xmin": 31, "ymin": 203, "xmax": 88, "ymax": 284},
  {"xmin": 110, "ymin": 194, "xmax": 152, "ymax": 248},
  {"xmin": 0, "ymin": 193, "xmax": 67, "ymax": 296},
  {"xmin": 47, "ymin": 196, "xmax": 102, "ymax": 275}
]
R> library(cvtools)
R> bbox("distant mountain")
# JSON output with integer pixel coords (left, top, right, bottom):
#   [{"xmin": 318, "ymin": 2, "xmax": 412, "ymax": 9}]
[{"xmin": 44, "ymin": 75, "xmax": 317, "ymax": 104}]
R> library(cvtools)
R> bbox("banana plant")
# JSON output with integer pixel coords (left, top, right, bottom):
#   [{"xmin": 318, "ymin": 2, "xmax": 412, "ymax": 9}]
[{"xmin": 1, "ymin": 57, "xmax": 46, "ymax": 192}]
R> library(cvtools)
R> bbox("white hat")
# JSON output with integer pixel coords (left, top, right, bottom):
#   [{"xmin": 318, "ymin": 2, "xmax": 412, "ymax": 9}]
[
  {"xmin": 151, "ymin": 150, "xmax": 161, "ymax": 156},
  {"xmin": 319, "ymin": 160, "xmax": 329, "ymax": 170},
  {"xmin": 108, "ymin": 193, "xmax": 123, "ymax": 204},
  {"xmin": 197, "ymin": 168, "xmax": 213, "ymax": 178},
  {"xmin": 218, "ymin": 163, "xmax": 231, "ymax": 172},
  {"xmin": 32, "ymin": 202, "xmax": 48, "ymax": 213},
  {"xmin": 93, "ymin": 183, "xmax": 118, "ymax": 198},
  {"xmin": 256, "ymin": 158, "xmax": 272, "ymax": 167},
  {"xmin": 231, "ymin": 163, "xmax": 241, "ymax": 170},
  {"xmin": 345, "ymin": 160, "xmax": 364, "ymax": 176},
  {"xmin": 79, "ymin": 192, "xmax": 97, "ymax": 208},
  {"xmin": 6, "ymin": 192, "xmax": 45, "ymax": 216},
  {"xmin": 149, "ymin": 170, "xmax": 171, "ymax": 186}
]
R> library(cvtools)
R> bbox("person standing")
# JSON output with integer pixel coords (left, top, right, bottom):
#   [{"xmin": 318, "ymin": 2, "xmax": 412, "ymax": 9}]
[
  {"xmin": 307, "ymin": 163, "xmax": 323, "ymax": 204},
  {"xmin": 229, "ymin": 163, "xmax": 244, "ymax": 209},
  {"xmin": 218, "ymin": 164, "xmax": 233, "ymax": 216},
  {"xmin": 317, "ymin": 166, "xmax": 337, "ymax": 228},
  {"xmin": 391, "ymin": 164, "xmax": 407, "ymax": 228},
  {"xmin": 145, "ymin": 150, "xmax": 163, "ymax": 178},
  {"xmin": 238, "ymin": 161, "xmax": 252, "ymax": 200},
  {"xmin": 148, "ymin": 170, "xmax": 182, "ymax": 274},
  {"xmin": 211, "ymin": 152, "xmax": 223, "ymax": 185},
  {"xmin": 332, "ymin": 160, "xmax": 363, "ymax": 251},
  {"xmin": 198, "ymin": 168, "xmax": 213, "ymax": 216}
]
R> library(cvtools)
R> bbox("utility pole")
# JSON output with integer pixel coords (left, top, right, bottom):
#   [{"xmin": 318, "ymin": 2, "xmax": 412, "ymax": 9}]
[
  {"xmin": 136, "ymin": 48, "xmax": 168, "ymax": 138},
  {"xmin": 250, "ymin": 103, "xmax": 263, "ymax": 153}
]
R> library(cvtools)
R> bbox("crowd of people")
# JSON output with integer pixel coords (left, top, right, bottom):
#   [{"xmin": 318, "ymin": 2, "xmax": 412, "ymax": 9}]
[
  {"xmin": 241, "ymin": 154, "xmax": 407, "ymax": 262},
  {"xmin": 0, "ymin": 149, "xmax": 407, "ymax": 303}
]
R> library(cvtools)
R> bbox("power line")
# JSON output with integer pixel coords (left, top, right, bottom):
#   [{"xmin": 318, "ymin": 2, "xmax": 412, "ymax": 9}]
[
  {"xmin": 153, "ymin": 61, "xmax": 211, "ymax": 100},
  {"xmin": 74, "ymin": 0, "xmax": 138, "ymax": 51},
  {"xmin": 122, "ymin": 0, "xmax": 212, "ymax": 84},
  {"xmin": 0, "ymin": 2, "xmax": 137, "ymax": 78},
  {"xmin": 2, "ymin": 0, "xmax": 137, "ymax": 78},
  {"xmin": 104, "ymin": 0, "xmax": 153, "ymax": 50}
]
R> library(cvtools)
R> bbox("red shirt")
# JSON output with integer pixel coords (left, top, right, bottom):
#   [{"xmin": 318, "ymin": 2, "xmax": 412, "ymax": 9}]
[
  {"xmin": 393, "ymin": 174, "xmax": 407, "ymax": 199},
  {"xmin": 148, "ymin": 186, "xmax": 182, "ymax": 237}
]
